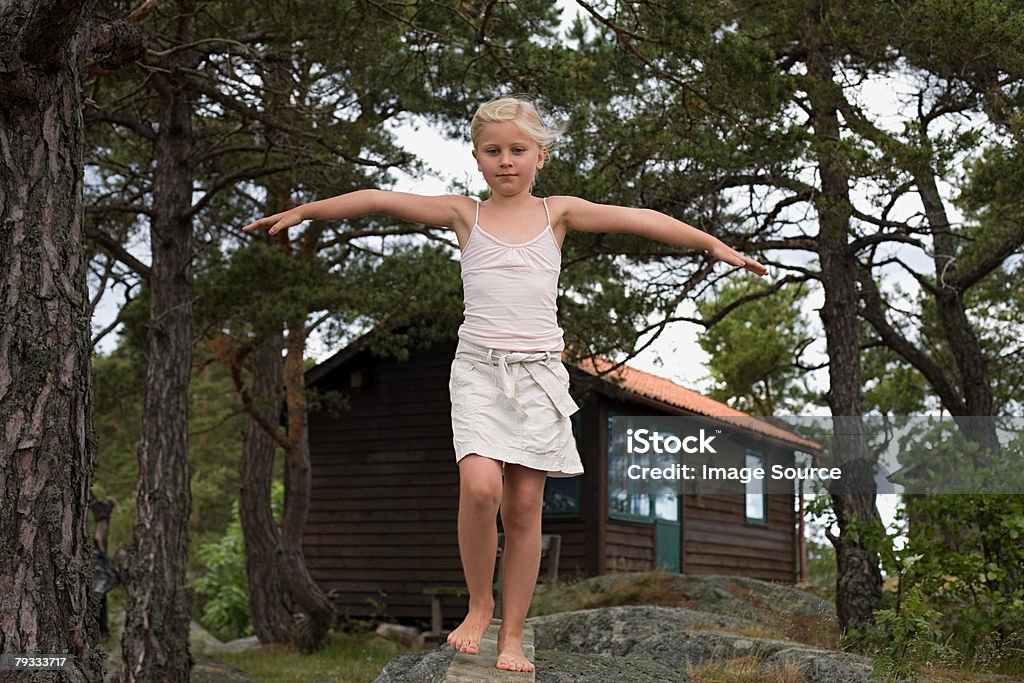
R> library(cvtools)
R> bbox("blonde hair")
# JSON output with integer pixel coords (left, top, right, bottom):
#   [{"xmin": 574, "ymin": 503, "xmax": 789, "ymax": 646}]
[{"xmin": 470, "ymin": 97, "xmax": 564, "ymax": 150}]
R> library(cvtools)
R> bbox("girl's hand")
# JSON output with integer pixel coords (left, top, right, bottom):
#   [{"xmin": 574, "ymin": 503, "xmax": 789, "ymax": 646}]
[
  {"xmin": 710, "ymin": 242, "xmax": 768, "ymax": 277},
  {"xmin": 242, "ymin": 209, "xmax": 305, "ymax": 235}
]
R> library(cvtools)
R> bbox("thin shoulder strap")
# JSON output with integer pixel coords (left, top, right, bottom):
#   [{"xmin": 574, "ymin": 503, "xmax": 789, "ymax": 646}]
[
  {"xmin": 541, "ymin": 197, "xmax": 551, "ymax": 226},
  {"xmin": 474, "ymin": 199, "xmax": 481, "ymax": 226}
]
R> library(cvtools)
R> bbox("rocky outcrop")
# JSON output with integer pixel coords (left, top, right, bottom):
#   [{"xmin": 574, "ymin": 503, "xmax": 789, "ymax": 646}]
[
  {"xmin": 374, "ymin": 605, "xmax": 930, "ymax": 683},
  {"xmin": 374, "ymin": 648, "xmax": 456, "ymax": 683},
  {"xmin": 371, "ymin": 574, "xmax": 943, "ymax": 683},
  {"xmin": 530, "ymin": 605, "xmax": 918, "ymax": 683}
]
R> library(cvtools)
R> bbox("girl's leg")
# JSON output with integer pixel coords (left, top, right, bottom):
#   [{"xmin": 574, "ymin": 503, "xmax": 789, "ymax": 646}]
[
  {"xmin": 495, "ymin": 463, "xmax": 547, "ymax": 672},
  {"xmin": 448, "ymin": 454, "xmax": 503, "ymax": 654}
]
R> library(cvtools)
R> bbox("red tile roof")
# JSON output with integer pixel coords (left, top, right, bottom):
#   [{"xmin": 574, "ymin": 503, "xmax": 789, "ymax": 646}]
[{"xmin": 568, "ymin": 354, "xmax": 821, "ymax": 452}]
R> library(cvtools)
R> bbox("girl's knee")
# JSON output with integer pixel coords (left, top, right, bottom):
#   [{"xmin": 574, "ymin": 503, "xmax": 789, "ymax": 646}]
[
  {"xmin": 458, "ymin": 454, "xmax": 503, "ymax": 512},
  {"xmin": 461, "ymin": 479, "xmax": 502, "ymax": 513},
  {"xmin": 462, "ymin": 485, "xmax": 501, "ymax": 511},
  {"xmin": 500, "ymin": 498, "xmax": 541, "ymax": 534}
]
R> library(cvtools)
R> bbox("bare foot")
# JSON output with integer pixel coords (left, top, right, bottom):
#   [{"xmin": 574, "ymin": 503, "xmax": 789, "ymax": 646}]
[
  {"xmin": 496, "ymin": 628, "xmax": 534, "ymax": 672},
  {"xmin": 447, "ymin": 602, "xmax": 493, "ymax": 654}
]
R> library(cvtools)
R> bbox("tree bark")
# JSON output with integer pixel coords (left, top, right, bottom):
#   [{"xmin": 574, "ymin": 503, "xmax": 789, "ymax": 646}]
[
  {"xmin": 238, "ymin": 334, "xmax": 293, "ymax": 643},
  {"xmin": 277, "ymin": 307, "xmax": 337, "ymax": 652},
  {"xmin": 0, "ymin": 2, "xmax": 100, "ymax": 681},
  {"xmin": 803, "ymin": 3, "xmax": 883, "ymax": 637},
  {"xmin": 118, "ymin": 3, "xmax": 196, "ymax": 680},
  {"xmin": 916, "ymin": 166, "xmax": 999, "ymax": 450}
]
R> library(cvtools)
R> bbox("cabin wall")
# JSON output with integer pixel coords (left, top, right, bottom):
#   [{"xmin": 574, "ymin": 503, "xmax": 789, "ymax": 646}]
[
  {"xmin": 596, "ymin": 394, "xmax": 798, "ymax": 583},
  {"xmin": 304, "ymin": 344, "xmax": 462, "ymax": 624},
  {"xmin": 682, "ymin": 442, "xmax": 798, "ymax": 582}
]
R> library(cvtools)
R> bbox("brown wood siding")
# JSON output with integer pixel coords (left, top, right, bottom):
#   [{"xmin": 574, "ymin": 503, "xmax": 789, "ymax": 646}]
[
  {"xmin": 681, "ymin": 436, "xmax": 798, "ymax": 582},
  {"xmin": 538, "ymin": 518, "xmax": 588, "ymax": 581},
  {"xmin": 683, "ymin": 491, "xmax": 797, "ymax": 582},
  {"xmin": 304, "ymin": 343, "xmax": 463, "ymax": 625},
  {"xmin": 597, "ymin": 394, "xmax": 798, "ymax": 583},
  {"xmin": 604, "ymin": 519, "xmax": 655, "ymax": 571}
]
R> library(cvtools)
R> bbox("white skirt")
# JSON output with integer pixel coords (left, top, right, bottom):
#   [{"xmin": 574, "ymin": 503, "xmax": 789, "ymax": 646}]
[{"xmin": 449, "ymin": 339, "xmax": 584, "ymax": 477}]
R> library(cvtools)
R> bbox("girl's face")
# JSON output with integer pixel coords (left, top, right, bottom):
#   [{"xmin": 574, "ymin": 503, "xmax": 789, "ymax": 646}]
[{"xmin": 472, "ymin": 120, "xmax": 546, "ymax": 197}]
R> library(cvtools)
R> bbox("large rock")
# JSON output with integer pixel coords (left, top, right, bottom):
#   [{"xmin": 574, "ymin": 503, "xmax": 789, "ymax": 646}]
[
  {"xmin": 373, "ymin": 605, "xmax": 938, "ymax": 683},
  {"xmin": 534, "ymin": 650, "xmax": 696, "ymax": 682},
  {"xmin": 373, "ymin": 647, "xmax": 456, "ymax": 683},
  {"xmin": 190, "ymin": 655, "xmax": 261, "ymax": 683},
  {"xmin": 533, "ymin": 572, "xmax": 837, "ymax": 640},
  {"xmin": 531, "ymin": 605, "xmax": 797, "ymax": 665},
  {"xmin": 530, "ymin": 605, "xmax": 932, "ymax": 683},
  {"xmin": 372, "ymin": 646, "xmax": 695, "ymax": 683},
  {"xmin": 370, "ymin": 575, "xmax": 961, "ymax": 682}
]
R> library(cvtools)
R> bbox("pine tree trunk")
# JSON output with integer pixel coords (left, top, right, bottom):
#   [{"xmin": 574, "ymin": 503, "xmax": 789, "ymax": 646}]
[
  {"xmin": 277, "ymin": 314, "xmax": 336, "ymax": 652},
  {"xmin": 118, "ymin": 4, "xmax": 196, "ymax": 680},
  {"xmin": 0, "ymin": 2, "xmax": 101, "ymax": 680},
  {"xmin": 917, "ymin": 171, "xmax": 999, "ymax": 450},
  {"xmin": 804, "ymin": 3, "xmax": 884, "ymax": 637},
  {"xmin": 239, "ymin": 334, "xmax": 293, "ymax": 643},
  {"xmin": 237, "ymin": 170, "xmax": 336, "ymax": 648}
]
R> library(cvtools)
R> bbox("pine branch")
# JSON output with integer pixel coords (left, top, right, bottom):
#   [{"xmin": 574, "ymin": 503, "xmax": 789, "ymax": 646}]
[
  {"xmin": 84, "ymin": 225, "xmax": 152, "ymax": 279},
  {"xmin": 856, "ymin": 265, "xmax": 965, "ymax": 414},
  {"xmin": 953, "ymin": 222, "xmax": 1024, "ymax": 291}
]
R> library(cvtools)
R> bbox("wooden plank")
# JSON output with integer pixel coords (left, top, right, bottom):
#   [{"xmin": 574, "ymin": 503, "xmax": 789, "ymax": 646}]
[
  {"xmin": 305, "ymin": 556, "xmax": 466, "ymax": 571},
  {"xmin": 303, "ymin": 520, "xmax": 457, "ymax": 534},
  {"xmin": 684, "ymin": 544, "xmax": 792, "ymax": 565},
  {"xmin": 301, "ymin": 543, "xmax": 461, "ymax": 559},
  {"xmin": 311, "ymin": 416, "xmax": 452, "ymax": 435},
  {"xmin": 320, "ymin": 581, "xmax": 467, "ymax": 595},
  {"xmin": 443, "ymin": 620, "xmax": 535, "ymax": 683},
  {"xmin": 310, "ymin": 472, "xmax": 459, "ymax": 489},
  {"xmin": 683, "ymin": 565, "xmax": 795, "ymax": 583},
  {"xmin": 312, "ymin": 461, "xmax": 455, "ymax": 476},
  {"xmin": 307, "ymin": 486, "xmax": 458, "ymax": 500},
  {"xmin": 306, "ymin": 493, "xmax": 458, "ymax": 509},
  {"xmin": 301, "ymin": 509, "xmax": 457, "ymax": 528},
  {"xmin": 300, "ymin": 531, "xmax": 455, "ymax": 545},
  {"xmin": 311, "ymin": 445, "xmax": 456, "ymax": 462},
  {"xmin": 685, "ymin": 525, "xmax": 793, "ymax": 548},
  {"xmin": 307, "ymin": 567, "xmax": 462, "ymax": 581}
]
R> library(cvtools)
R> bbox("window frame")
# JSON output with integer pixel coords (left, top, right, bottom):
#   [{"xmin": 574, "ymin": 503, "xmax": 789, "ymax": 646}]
[{"xmin": 744, "ymin": 449, "xmax": 768, "ymax": 525}]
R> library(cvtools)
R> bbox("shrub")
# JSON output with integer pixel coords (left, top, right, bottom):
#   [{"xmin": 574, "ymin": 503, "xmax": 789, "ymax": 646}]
[{"xmin": 193, "ymin": 481, "xmax": 284, "ymax": 641}]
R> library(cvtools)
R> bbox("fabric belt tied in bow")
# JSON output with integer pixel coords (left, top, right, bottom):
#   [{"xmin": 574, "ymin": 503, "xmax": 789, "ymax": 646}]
[{"xmin": 458, "ymin": 346, "xmax": 579, "ymax": 419}]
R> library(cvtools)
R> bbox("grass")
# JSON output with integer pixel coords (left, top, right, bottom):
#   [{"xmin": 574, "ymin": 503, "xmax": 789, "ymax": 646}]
[
  {"xmin": 528, "ymin": 568, "xmax": 697, "ymax": 617},
  {"xmin": 100, "ymin": 597, "xmax": 418, "ymax": 683},
  {"xmin": 722, "ymin": 581, "xmax": 840, "ymax": 650},
  {"xmin": 686, "ymin": 656, "xmax": 807, "ymax": 683},
  {"xmin": 213, "ymin": 631, "xmax": 411, "ymax": 683}
]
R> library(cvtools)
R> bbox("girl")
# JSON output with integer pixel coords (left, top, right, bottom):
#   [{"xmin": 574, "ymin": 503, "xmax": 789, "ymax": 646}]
[{"xmin": 243, "ymin": 97, "xmax": 767, "ymax": 673}]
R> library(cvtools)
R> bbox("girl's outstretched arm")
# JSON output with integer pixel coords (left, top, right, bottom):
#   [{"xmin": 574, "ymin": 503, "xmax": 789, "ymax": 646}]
[
  {"xmin": 242, "ymin": 190, "xmax": 471, "ymax": 238},
  {"xmin": 553, "ymin": 196, "xmax": 768, "ymax": 277}
]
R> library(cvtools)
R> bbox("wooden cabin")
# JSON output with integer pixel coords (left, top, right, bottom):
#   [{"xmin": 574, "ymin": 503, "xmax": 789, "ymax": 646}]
[{"xmin": 302, "ymin": 338, "xmax": 818, "ymax": 627}]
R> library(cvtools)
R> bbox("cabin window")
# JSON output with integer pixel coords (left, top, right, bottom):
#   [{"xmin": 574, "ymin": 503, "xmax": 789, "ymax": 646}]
[
  {"xmin": 542, "ymin": 412, "xmax": 582, "ymax": 517},
  {"xmin": 745, "ymin": 450, "xmax": 767, "ymax": 524},
  {"xmin": 607, "ymin": 411, "xmax": 655, "ymax": 522}
]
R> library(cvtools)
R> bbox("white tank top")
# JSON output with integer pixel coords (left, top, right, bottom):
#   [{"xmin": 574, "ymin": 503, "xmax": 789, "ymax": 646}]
[{"xmin": 457, "ymin": 198, "xmax": 565, "ymax": 352}]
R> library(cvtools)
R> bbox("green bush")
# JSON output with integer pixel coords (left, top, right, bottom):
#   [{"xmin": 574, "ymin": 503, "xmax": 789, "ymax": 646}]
[
  {"xmin": 870, "ymin": 582, "xmax": 952, "ymax": 679},
  {"xmin": 869, "ymin": 492, "xmax": 1024, "ymax": 677},
  {"xmin": 193, "ymin": 481, "xmax": 284, "ymax": 641}
]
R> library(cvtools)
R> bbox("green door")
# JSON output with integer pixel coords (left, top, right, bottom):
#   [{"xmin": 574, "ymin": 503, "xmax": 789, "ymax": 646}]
[{"xmin": 653, "ymin": 493, "xmax": 681, "ymax": 573}]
